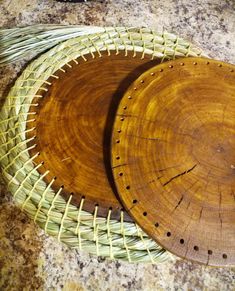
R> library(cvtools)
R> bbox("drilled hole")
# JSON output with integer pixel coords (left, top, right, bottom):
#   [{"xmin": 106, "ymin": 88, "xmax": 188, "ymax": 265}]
[
  {"xmin": 119, "ymin": 172, "xmax": 123, "ymax": 176},
  {"xmin": 159, "ymin": 68, "xmax": 163, "ymax": 72},
  {"xmin": 132, "ymin": 199, "xmax": 137, "ymax": 204},
  {"xmin": 169, "ymin": 65, "xmax": 173, "ymax": 68},
  {"xmin": 150, "ymin": 72, "xmax": 155, "ymax": 76},
  {"xmin": 193, "ymin": 62, "xmax": 197, "ymax": 65},
  {"xmin": 180, "ymin": 62, "xmax": 184, "ymax": 66},
  {"xmin": 180, "ymin": 239, "xmax": 184, "ymax": 244},
  {"xmin": 167, "ymin": 232, "xmax": 171, "ymax": 237},
  {"xmin": 126, "ymin": 185, "xmax": 130, "ymax": 190},
  {"xmin": 120, "ymin": 117, "xmax": 124, "ymax": 121},
  {"xmin": 230, "ymin": 69, "xmax": 234, "ymax": 72},
  {"xmin": 140, "ymin": 80, "xmax": 144, "ymax": 83},
  {"xmin": 155, "ymin": 222, "xmax": 159, "ymax": 228},
  {"xmin": 218, "ymin": 64, "xmax": 222, "ymax": 67},
  {"xmin": 134, "ymin": 87, "xmax": 137, "ymax": 91},
  {"xmin": 194, "ymin": 246, "xmax": 199, "ymax": 251},
  {"xmin": 128, "ymin": 96, "xmax": 132, "ymax": 99},
  {"xmin": 208, "ymin": 250, "xmax": 213, "ymax": 255},
  {"xmin": 116, "ymin": 156, "xmax": 120, "ymax": 160},
  {"xmin": 143, "ymin": 212, "xmax": 147, "ymax": 216},
  {"xmin": 223, "ymin": 253, "xmax": 227, "ymax": 259},
  {"xmin": 123, "ymin": 106, "xmax": 127, "ymax": 110},
  {"xmin": 116, "ymin": 140, "xmax": 120, "ymax": 143},
  {"xmin": 206, "ymin": 61, "xmax": 210, "ymax": 65},
  {"xmin": 117, "ymin": 129, "xmax": 121, "ymax": 133}
]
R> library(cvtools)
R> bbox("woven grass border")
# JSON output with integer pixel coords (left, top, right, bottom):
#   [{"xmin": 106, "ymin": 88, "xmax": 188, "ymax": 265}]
[{"xmin": 0, "ymin": 26, "xmax": 203, "ymax": 263}]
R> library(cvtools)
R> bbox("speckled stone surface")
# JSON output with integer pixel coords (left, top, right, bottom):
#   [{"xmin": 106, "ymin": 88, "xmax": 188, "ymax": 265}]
[{"xmin": 0, "ymin": 1, "xmax": 235, "ymax": 290}]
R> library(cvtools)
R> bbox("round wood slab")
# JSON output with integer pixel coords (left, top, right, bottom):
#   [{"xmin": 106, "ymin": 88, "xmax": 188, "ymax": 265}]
[
  {"xmin": 26, "ymin": 51, "xmax": 160, "ymax": 220},
  {"xmin": 111, "ymin": 57, "xmax": 235, "ymax": 266}
]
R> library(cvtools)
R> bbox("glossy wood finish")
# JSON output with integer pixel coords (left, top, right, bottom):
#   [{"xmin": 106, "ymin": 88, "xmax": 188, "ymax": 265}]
[
  {"xmin": 26, "ymin": 51, "xmax": 160, "ymax": 220},
  {"xmin": 111, "ymin": 57, "xmax": 235, "ymax": 266}
]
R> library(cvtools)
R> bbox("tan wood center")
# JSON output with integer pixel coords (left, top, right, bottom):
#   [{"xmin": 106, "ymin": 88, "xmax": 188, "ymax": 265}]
[{"xmin": 26, "ymin": 51, "xmax": 160, "ymax": 220}]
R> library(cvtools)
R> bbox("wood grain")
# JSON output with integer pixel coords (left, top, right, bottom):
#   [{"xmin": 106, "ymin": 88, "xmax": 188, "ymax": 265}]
[
  {"xmin": 111, "ymin": 57, "xmax": 235, "ymax": 266},
  {"xmin": 26, "ymin": 51, "xmax": 160, "ymax": 220}
]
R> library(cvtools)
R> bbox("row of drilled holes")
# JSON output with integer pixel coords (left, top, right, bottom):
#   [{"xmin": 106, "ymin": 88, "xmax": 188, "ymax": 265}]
[
  {"xmin": 115, "ymin": 59, "xmax": 234, "ymax": 133},
  {"xmin": 124, "ymin": 184, "xmax": 228, "ymax": 259},
  {"xmin": 147, "ymin": 60, "xmax": 235, "ymax": 75},
  {"xmin": 120, "ymin": 178, "xmax": 228, "ymax": 259},
  {"xmin": 115, "ymin": 67, "xmax": 229, "ymax": 261}
]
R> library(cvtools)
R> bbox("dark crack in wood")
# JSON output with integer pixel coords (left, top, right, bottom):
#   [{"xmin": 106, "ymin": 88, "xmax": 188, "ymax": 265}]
[
  {"xmin": 126, "ymin": 134, "xmax": 162, "ymax": 141},
  {"xmin": 163, "ymin": 164, "xmax": 197, "ymax": 187},
  {"xmin": 112, "ymin": 163, "xmax": 127, "ymax": 169},
  {"xmin": 174, "ymin": 195, "xmax": 184, "ymax": 210},
  {"xmin": 199, "ymin": 207, "xmax": 203, "ymax": 221},
  {"xmin": 158, "ymin": 164, "xmax": 180, "ymax": 173}
]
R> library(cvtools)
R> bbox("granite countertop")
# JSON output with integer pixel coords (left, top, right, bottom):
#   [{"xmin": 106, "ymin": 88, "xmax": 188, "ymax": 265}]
[{"xmin": 0, "ymin": 1, "xmax": 235, "ymax": 290}]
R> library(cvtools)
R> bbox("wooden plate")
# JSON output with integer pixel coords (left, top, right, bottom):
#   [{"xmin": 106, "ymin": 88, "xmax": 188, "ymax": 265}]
[
  {"xmin": 111, "ymin": 57, "xmax": 235, "ymax": 266},
  {"xmin": 26, "ymin": 51, "xmax": 160, "ymax": 221}
]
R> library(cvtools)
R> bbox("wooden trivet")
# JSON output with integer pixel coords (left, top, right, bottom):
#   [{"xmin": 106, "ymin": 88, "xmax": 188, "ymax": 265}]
[
  {"xmin": 26, "ymin": 51, "xmax": 160, "ymax": 220},
  {"xmin": 111, "ymin": 57, "xmax": 235, "ymax": 266}
]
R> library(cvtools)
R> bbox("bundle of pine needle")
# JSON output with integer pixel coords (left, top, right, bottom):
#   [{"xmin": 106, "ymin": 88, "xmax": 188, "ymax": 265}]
[{"xmin": 0, "ymin": 25, "xmax": 124, "ymax": 66}]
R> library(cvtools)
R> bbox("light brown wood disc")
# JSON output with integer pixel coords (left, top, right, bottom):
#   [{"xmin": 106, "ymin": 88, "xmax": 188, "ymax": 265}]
[
  {"xmin": 111, "ymin": 57, "xmax": 235, "ymax": 266},
  {"xmin": 26, "ymin": 51, "xmax": 160, "ymax": 220}
]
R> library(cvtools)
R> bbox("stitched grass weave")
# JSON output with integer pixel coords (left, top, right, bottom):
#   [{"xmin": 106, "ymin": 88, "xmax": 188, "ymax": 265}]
[{"xmin": 0, "ymin": 26, "xmax": 203, "ymax": 263}]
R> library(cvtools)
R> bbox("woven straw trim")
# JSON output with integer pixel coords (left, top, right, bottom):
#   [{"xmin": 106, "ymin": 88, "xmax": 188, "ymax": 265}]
[{"xmin": 0, "ymin": 27, "xmax": 203, "ymax": 263}]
